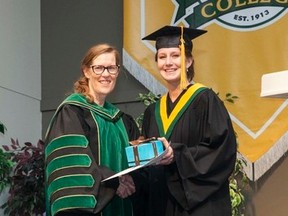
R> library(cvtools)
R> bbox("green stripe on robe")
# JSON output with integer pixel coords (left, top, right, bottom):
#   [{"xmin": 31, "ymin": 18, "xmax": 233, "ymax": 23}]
[
  {"xmin": 52, "ymin": 195, "xmax": 97, "ymax": 216},
  {"xmin": 47, "ymin": 174, "xmax": 95, "ymax": 201},
  {"xmin": 46, "ymin": 154, "xmax": 92, "ymax": 180},
  {"xmin": 45, "ymin": 135, "xmax": 88, "ymax": 159}
]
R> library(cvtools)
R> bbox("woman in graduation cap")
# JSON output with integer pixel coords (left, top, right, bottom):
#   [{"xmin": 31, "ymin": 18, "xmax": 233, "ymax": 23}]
[
  {"xmin": 135, "ymin": 26, "xmax": 237, "ymax": 216},
  {"xmin": 44, "ymin": 43, "xmax": 140, "ymax": 216}
]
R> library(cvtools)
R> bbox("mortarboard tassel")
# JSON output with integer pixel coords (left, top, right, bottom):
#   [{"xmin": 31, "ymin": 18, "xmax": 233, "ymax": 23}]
[{"xmin": 180, "ymin": 26, "xmax": 188, "ymax": 90}]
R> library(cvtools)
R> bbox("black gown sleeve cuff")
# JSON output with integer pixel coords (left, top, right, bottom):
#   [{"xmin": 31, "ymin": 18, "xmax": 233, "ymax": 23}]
[{"xmin": 103, "ymin": 177, "xmax": 119, "ymax": 190}]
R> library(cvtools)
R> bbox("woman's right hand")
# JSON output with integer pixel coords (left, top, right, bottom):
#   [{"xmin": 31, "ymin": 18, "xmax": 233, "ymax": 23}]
[{"xmin": 157, "ymin": 137, "xmax": 174, "ymax": 165}]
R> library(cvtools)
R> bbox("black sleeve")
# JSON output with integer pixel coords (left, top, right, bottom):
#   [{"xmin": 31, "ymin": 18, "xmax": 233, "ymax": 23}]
[
  {"xmin": 121, "ymin": 113, "xmax": 140, "ymax": 140},
  {"xmin": 168, "ymin": 90, "xmax": 237, "ymax": 210}
]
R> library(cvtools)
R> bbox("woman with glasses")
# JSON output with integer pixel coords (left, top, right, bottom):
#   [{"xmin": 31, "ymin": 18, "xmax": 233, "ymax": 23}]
[{"xmin": 45, "ymin": 43, "xmax": 140, "ymax": 216}]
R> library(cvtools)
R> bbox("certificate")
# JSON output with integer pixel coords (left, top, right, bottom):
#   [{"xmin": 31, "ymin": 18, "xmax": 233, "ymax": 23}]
[{"xmin": 102, "ymin": 145, "xmax": 169, "ymax": 182}]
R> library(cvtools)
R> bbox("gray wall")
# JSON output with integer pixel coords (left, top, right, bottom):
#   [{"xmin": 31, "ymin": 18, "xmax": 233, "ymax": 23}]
[
  {"xmin": 0, "ymin": 0, "xmax": 41, "ymax": 213},
  {"xmin": 0, "ymin": 0, "xmax": 41, "ymax": 145},
  {"xmin": 41, "ymin": 0, "xmax": 148, "ymax": 137}
]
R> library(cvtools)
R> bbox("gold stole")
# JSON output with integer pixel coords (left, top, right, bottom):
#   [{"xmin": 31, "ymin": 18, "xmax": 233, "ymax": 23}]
[{"xmin": 155, "ymin": 83, "xmax": 207, "ymax": 139}]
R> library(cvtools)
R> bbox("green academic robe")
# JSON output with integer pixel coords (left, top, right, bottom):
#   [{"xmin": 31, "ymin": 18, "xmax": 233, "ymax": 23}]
[{"xmin": 45, "ymin": 93, "xmax": 140, "ymax": 216}]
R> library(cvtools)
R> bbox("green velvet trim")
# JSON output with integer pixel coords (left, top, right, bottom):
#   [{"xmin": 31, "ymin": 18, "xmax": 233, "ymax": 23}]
[
  {"xmin": 47, "ymin": 174, "xmax": 95, "ymax": 201},
  {"xmin": 44, "ymin": 93, "xmax": 122, "ymax": 140},
  {"xmin": 45, "ymin": 135, "xmax": 88, "ymax": 159},
  {"xmin": 46, "ymin": 154, "xmax": 91, "ymax": 180},
  {"xmin": 52, "ymin": 195, "xmax": 96, "ymax": 216},
  {"xmin": 63, "ymin": 93, "xmax": 122, "ymax": 121},
  {"xmin": 91, "ymin": 112, "xmax": 130, "ymax": 172}
]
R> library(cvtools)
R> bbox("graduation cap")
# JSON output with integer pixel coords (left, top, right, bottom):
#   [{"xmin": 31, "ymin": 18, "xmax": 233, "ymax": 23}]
[{"xmin": 142, "ymin": 25, "xmax": 207, "ymax": 89}]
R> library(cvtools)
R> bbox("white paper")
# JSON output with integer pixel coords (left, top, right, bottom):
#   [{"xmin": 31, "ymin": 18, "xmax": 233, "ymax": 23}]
[{"xmin": 101, "ymin": 145, "xmax": 169, "ymax": 182}]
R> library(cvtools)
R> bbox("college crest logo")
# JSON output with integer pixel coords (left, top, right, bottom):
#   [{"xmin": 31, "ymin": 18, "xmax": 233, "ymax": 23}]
[
  {"xmin": 173, "ymin": 0, "xmax": 288, "ymax": 30},
  {"xmin": 123, "ymin": 0, "xmax": 288, "ymax": 181}
]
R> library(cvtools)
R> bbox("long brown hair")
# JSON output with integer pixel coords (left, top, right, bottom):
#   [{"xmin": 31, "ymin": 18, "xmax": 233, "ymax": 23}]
[{"xmin": 74, "ymin": 43, "xmax": 120, "ymax": 103}]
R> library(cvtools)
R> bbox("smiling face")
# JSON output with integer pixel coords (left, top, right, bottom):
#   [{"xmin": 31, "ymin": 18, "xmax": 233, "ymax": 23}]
[
  {"xmin": 83, "ymin": 52, "xmax": 119, "ymax": 105},
  {"xmin": 157, "ymin": 47, "xmax": 192, "ymax": 87}
]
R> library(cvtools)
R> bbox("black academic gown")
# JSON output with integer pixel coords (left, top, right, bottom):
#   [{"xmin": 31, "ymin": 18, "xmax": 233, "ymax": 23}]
[
  {"xmin": 139, "ymin": 85, "xmax": 237, "ymax": 216},
  {"xmin": 45, "ymin": 94, "xmax": 140, "ymax": 216}
]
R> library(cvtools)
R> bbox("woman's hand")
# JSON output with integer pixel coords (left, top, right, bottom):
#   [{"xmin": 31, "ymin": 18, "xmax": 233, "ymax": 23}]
[
  {"xmin": 157, "ymin": 137, "xmax": 174, "ymax": 165},
  {"xmin": 116, "ymin": 174, "xmax": 135, "ymax": 198}
]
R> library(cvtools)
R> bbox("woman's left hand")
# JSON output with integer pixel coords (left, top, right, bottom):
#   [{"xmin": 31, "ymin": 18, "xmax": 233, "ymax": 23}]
[
  {"xmin": 116, "ymin": 174, "xmax": 135, "ymax": 198},
  {"xmin": 157, "ymin": 137, "xmax": 174, "ymax": 165}
]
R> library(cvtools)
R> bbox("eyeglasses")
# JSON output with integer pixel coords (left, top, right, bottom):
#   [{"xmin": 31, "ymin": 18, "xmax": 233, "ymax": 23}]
[{"xmin": 90, "ymin": 65, "xmax": 120, "ymax": 75}]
